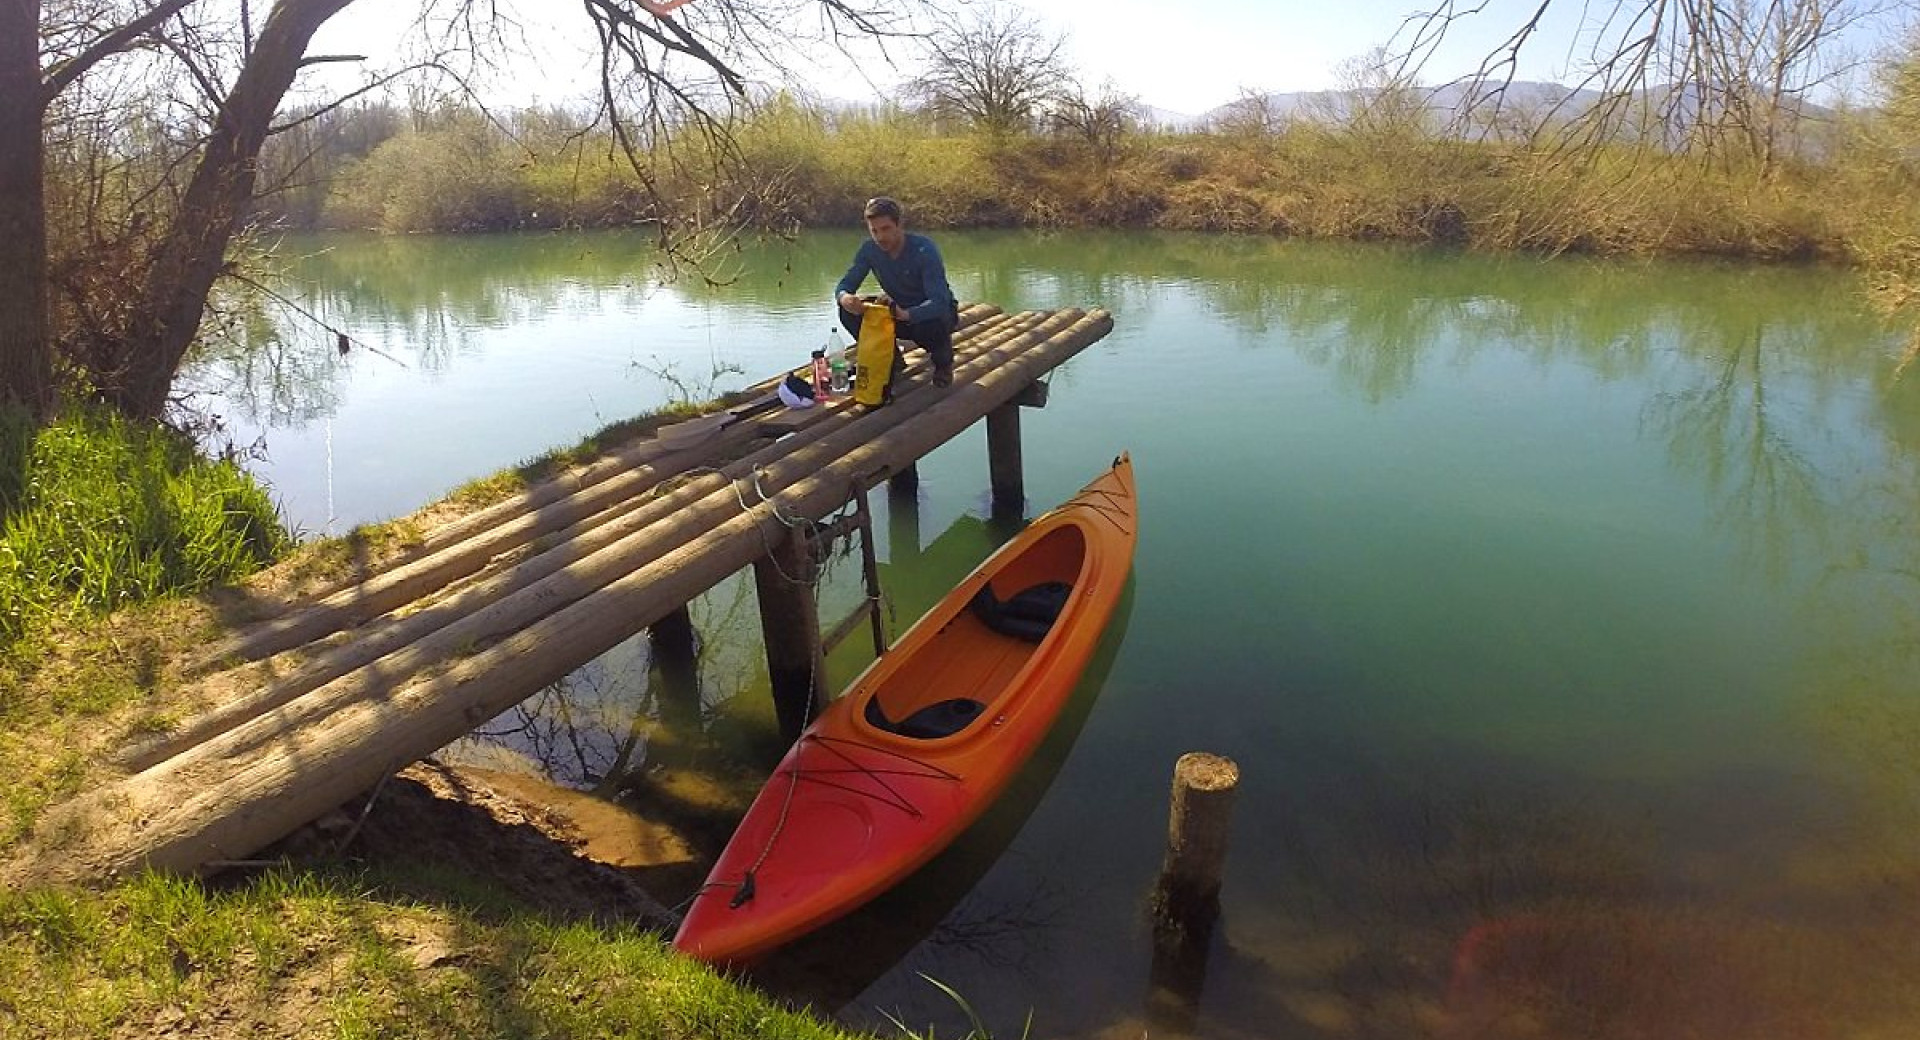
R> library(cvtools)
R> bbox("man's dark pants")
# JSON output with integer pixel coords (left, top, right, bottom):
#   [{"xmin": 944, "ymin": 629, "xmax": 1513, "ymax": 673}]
[{"xmin": 837, "ymin": 301, "xmax": 958, "ymax": 376}]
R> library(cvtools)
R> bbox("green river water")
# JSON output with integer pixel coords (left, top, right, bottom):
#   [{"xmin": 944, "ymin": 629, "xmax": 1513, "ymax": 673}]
[{"xmin": 190, "ymin": 229, "xmax": 1920, "ymax": 1039}]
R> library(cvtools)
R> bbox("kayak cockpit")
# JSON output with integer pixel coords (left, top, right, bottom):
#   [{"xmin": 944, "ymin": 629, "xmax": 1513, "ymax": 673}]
[{"xmin": 857, "ymin": 523, "xmax": 1087, "ymax": 742}]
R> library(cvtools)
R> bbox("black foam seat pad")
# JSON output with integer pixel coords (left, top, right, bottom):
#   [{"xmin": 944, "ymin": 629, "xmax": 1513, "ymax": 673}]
[
  {"xmin": 969, "ymin": 580, "xmax": 1073, "ymax": 642},
  {"xmin": 865, "ymin": 696, "xmax": 988, "ymax": 739}
]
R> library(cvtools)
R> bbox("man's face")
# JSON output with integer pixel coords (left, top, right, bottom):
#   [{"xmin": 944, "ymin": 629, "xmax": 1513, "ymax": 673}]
[{"xmin": 865, "ymin": 215, "xmax": 904, "ymax": 254}]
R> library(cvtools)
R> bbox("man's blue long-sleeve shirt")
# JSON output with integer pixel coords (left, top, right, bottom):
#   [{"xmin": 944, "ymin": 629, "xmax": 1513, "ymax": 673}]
[{"xmin": 834, "ymin": 233, "xmax": 955, "ymax": 325}]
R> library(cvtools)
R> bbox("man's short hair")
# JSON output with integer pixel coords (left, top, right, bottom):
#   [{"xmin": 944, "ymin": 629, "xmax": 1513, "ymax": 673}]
[{"xmin": 863, "ymin": 196, "xmax": 903, "ymax": 222}]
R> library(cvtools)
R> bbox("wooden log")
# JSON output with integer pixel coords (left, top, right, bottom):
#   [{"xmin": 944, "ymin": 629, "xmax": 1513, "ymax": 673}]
[
  {"xmin": 754, "ymin": 527, "xmax": 825, "ymax": 742},
  {"xmin": 19, "ymin": 309, "xmax": 1114, "ymax": 882},
  {"xmin": 117, "ymin": 312, "xmax": 1060, "ymax": 771},
  {"xmin": 181, "ymin": 421, "xmax": 770, "ymax": 674},
  {"xmin": 987, "ymin": 401, "xmax": 1024, "ymax": 519},
  {"xmin": 1152, "ymin": 752, "xmax": 1240, "ymax": 938},
  {"xmin": 186, "ymin": 305, "xmax": 1011, "ymax": 673},
  {"xmin": 1146, "ymin": 754, "xmax": 1238, "ymax": 1035}
]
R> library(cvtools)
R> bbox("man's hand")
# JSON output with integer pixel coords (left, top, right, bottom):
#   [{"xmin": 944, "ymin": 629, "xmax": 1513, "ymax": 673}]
[
  {"xmin": 891, "ymin": 303, "xmax": 911, "ymax": 322},
  {"xmin": 838, "ymin": 291, "xmax": 864, "ymax": 315}
]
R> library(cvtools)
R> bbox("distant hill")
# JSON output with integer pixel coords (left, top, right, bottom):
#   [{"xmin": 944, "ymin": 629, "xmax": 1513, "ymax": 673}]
[
  {"xmin": 1194, "ymin": 80, "xmax": 1603, "ymax": 129},
  {"xmin": 1188, "ymin": 78, "xmax": 1835, "ymax": 140},
  {"xmin": 1138, "ymin": 105, "xmax": 1202, "ymax": 131}
]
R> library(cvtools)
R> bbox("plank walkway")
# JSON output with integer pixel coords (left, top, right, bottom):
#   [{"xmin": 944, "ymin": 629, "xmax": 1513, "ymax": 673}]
[{"xmin": 12, "ymin": 304, "xmax": 1114, "ymax": 885}]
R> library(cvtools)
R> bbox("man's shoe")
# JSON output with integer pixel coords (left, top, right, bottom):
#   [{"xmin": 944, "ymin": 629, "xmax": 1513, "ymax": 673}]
[{"xmin": 932, "ymin": 367, "xmax": 953, "ymax": 389}]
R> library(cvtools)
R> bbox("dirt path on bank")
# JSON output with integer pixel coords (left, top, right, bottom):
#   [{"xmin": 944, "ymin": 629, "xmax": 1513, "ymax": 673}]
[{"xmin": 277, "ymin": 761, "xmax": 687, "ymax": 930}]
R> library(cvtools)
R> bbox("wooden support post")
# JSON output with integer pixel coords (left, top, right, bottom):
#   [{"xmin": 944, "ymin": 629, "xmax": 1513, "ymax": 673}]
[
  {"xmin": 648, "ymin": 605, "xmax": 697, "ymax": 668},
  {"xmin": 1010, "ymin": 379, "xmax": 1050, "ymax": 408},
  {"xmin": 648, "ymin": 605, "xmax": 701, "ymax": 729},
  {"xmin": 1148, "ymin": 753, "xmax": 1241, "ymax": 1034},
  {"xmin": 753, "ymin": 527, "xmax": 825, "ymax": 743},
  {"xmin": 855, "ymin": 491, "xmax": 886, "ymax": 657},
  {"xmin": 986, "ymin": 401, "xmax": 1024, "ymax": 520},
  {"xmin": 888, "ymin": 462, "xmax": 919, "ymax": 496},
  {"xmin": 887, "ymin": 466, "xmax": 922, "ymax": 564},
  {"xmin": 819, "ymin": 492, "xmax": 888, "ymax": 659}
]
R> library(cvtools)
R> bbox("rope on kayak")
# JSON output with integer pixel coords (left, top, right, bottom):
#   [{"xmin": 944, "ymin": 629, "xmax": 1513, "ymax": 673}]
[
  {"xmin": 1069, "ymin": 486, "xmax": 1135, "ymax": 535},
  {"xmin": 786, "ymin": 733, "xmax": 961, "ymax": 818},
  {"xmin": 706, "ymin": 474, "xmax": 901, "ymax": 911},
  {"xmin": 732, "ymin": 752, "xmax": 808, "ymax": 908},
  {"xmin": 716, "ymin": 734, "xmax": 959, "ymax": 910}
]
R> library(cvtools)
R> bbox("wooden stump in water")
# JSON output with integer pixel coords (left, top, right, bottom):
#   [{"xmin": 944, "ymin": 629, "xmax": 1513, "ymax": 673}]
[
  {"xmin": 1153, "ymin": 752, "xmax": 1240, "ymax": 933},
  {"xmin": 647, "ymin": 605, "xmax": 702, "ymax": 760},
  {"xmin": 1148, "ymin": 752, "xmax": 1240, "ymax": 1032}
]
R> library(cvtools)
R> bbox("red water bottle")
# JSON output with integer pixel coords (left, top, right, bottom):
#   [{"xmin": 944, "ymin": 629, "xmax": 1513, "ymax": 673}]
[{"xmin": 811, "ymin": 348, "xmax": 832, "ymax": 401}]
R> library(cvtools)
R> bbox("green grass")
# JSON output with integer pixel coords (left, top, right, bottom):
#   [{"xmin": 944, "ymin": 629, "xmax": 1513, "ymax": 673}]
[
  {"xmin": 0, "ymin": 404, "xmax": 289, "ymax": 645},
  {"xmin": 0, "ymin": 871, "xmax": 866, "ymax": 1040}
]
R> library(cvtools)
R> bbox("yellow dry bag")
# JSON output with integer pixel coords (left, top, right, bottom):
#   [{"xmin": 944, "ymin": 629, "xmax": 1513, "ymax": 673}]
[{"xmin": 853, "ymin": 302, "xmax": 897, "ymax": 407}]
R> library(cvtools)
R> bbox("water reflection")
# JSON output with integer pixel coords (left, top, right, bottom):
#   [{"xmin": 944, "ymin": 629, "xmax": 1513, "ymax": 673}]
[
  {"xmin": 449, "ymin": 575, "xmax": 763, "ymax": 793},
  {"xmin": 192, "ymin": 229, "xmax": 1901, "ymax": 453},
  {"xmin": 1644, "ymin": 323, "xmax": 1829, "ymax": 582}
]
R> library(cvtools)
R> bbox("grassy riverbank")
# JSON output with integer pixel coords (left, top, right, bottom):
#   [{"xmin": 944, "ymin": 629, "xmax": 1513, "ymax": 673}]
[
  {"xmin": 0, "ymin": 870, "xmax": 856, "ymax": 1040},
  {"xmin": 267, "ymin": 96, "xmax": 1920, "ymax": 358},
  {"xmin": 0, "ymin": 405, "xmax": 287, "ymax": 846},
  {"xmin": 293, "ymin": 97, "xmax": 1912, "ymax": 269}
]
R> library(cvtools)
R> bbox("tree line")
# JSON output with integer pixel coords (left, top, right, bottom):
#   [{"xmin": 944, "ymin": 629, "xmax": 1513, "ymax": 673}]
[{"xmin": 8, "ymin": 0, "xmax": 1920, "ymax": 428}]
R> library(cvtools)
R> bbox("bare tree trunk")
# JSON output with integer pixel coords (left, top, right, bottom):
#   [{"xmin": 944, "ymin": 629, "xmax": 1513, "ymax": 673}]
[
  {"xmin": 0, "ymin": 0, "xmax": 50, "ymax": 417},
  {"xmin": 109, "ymin": 0, "xmax": 355, "ymax": 420}
]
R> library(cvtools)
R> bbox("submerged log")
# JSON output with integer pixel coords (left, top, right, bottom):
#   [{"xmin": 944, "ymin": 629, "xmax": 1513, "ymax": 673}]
[{"xmin": 19, "ymin": 309, "xmax": 1113, "ymax": 883}]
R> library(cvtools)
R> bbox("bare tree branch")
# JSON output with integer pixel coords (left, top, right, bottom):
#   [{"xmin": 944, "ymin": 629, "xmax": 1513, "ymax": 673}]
[{"xmin": 42, "ymin": 0, "xmax": 203, "ymax": 104}]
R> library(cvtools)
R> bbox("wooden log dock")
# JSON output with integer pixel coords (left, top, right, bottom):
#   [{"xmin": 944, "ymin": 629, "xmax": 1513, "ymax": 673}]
[{"xmin": 14, "ymin": 304, "xmax": 1114, "ymax": 885}]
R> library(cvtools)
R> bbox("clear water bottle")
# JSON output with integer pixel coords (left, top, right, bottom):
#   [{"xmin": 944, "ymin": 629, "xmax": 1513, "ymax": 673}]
[{"xmin": 824, "ymin": 328, "xmax": 850, "ymax": 393}]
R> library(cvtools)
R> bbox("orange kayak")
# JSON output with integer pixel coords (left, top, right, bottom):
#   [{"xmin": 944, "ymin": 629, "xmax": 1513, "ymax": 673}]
[{"xmin": 674, "ymin": 454, "xmax": 1139, "ymax": 966}]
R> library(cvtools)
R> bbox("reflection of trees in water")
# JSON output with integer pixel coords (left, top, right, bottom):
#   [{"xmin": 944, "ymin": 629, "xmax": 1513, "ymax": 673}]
[
  {"xmin": 188, "ymin": 232, "xmax": 674, "ymax": 428},
  {"xmin": 465, "ymin": 577, "xmax": 763, "ymax": 788},
  {"xmin": 177, "ymin": 287, "xmax": 345, "ymax": 431},
  {"xmin": 1644, "ymin": 323, "xmax": 1829, "ymax": 582}
]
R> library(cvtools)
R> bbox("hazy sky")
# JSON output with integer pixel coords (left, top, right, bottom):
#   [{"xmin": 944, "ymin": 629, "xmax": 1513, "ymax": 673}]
[
  {"xmin": 306, "ymin": 0, "xmax": 1901, "ymax": 118},
  {"xmin": 1017, "ymin": 0, "xmax": 1596, "ymax": 113}
]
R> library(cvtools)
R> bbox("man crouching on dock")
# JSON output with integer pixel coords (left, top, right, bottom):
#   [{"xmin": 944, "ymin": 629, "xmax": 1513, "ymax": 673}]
[{"xmin": 835, "ymin": 196, "xmax": 959, "ymax": 388}]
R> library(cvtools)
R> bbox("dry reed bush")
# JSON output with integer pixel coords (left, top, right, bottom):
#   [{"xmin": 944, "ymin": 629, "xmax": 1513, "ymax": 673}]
[{"xmin": 1155, "ymin": 178, "xmax": 1288, "ymax": 233}]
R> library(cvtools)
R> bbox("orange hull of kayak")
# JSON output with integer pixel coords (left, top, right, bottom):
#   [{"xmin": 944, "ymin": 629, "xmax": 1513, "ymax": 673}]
[{"xmin": 673, "ymin": 455, "xmax": 1139, "ymax": 966}]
